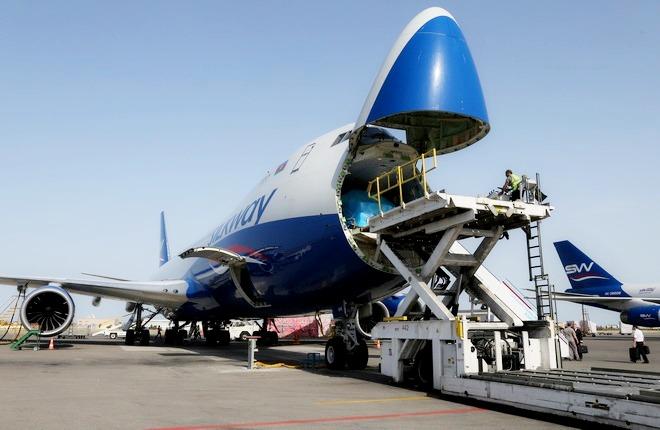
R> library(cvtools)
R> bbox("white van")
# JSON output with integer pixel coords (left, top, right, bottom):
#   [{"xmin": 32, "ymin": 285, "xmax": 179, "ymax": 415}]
[
  {"xmin": 228, "ymin": 320, "xmax": 260, "ymax": 340},
  {"xmin": 92, "ymin": 323, "xmax": 126, "ymax": 339}
]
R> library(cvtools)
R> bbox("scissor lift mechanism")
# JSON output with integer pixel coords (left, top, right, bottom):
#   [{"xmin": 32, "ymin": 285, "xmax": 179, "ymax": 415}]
[{"xmin": 369, "ymin": 192, "xmax": 660, "ymax": 429}]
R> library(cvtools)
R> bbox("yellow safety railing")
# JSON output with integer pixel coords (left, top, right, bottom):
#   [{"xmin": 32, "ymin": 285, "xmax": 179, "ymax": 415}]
[{"xmin": 366, "ymin": 148, "xmax": 438, "ymax": 214}]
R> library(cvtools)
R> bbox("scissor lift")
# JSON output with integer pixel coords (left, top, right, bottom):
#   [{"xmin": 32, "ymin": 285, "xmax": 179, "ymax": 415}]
[{"xmin": 368, "ymin": 191, "xmax": 660, "ymax": 428}]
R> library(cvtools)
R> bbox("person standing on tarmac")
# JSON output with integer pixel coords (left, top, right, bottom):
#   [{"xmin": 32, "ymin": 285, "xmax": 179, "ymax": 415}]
[
  {"xmin": 500, "ymin": 169, "xmax": 522, "ymax": 201},
  {"xmin": 633, "ymin": 326, "xmax": 650, "ymax": 363},
  {"xmin": 575, "ymin": 325, "xmax": 584, "ymax": 360},
  {"xmin": 563, "ymin": 322, "xmax": 580, "ymax": 361}
]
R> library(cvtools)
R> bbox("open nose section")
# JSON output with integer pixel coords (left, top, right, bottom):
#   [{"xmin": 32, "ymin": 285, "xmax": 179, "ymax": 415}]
[{"xmin": 354, "ymin": 7, "xmax": 489, "ymax": 154}]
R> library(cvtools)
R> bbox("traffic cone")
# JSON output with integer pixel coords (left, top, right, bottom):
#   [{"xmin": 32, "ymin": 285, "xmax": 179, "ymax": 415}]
[{"xmin": 48, "ymin": 338, "xmax": 55, "ymax": 350}]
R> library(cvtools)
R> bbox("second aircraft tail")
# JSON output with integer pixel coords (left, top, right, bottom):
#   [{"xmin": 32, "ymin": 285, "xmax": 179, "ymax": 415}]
[{"xmin": 553, "ymin": 240, "xmax": 621, "ymax": 290}]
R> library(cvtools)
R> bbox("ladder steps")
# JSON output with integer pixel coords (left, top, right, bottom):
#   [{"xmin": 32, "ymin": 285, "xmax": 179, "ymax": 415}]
[{"xmin": 526, "ymin": 218, "xmax": 555, "ymax": 321}]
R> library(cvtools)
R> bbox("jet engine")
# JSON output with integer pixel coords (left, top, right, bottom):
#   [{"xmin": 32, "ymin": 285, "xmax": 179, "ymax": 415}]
[
  {"xmin": 355, "ymin": 301, "xmax": 390, "ymax": 338},
  {"xmin": 20, "ymin": 285, "xmax": 75, "ymax": 336},
  {"xmin": 620, "ymin": 305, "xmax": 660, "ymax": 327}
]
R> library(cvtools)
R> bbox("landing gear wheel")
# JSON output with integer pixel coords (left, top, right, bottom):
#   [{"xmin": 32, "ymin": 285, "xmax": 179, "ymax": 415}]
[
  {"xmin": 346, "ymin": 339, "xmax": 369, "ymax": 370},
  {"xmin": 125, "ymin": 329, "xmax": 135, "ymax": 346},
  {"xmin": 217, "ymin": 329, "xmax": 230, "ymax": 346},
  {"xmin": 176, "ymin": 330, "xmax": 187, "ymax": 345},
  {"xmin": 139, "ymin": 329, "xmax": 150, "ymax": 346},
  {"xmin": 325, "ymin": 337, "xmax": 346, "ymax": 370},
  {"xmin": 205, "ymin": 329, "xmax": 217, "ymax": 346},
  {"xmin": 414, "ymin": 342, "xmax": 433, "ymax": 388},
  {"xmin": 255, "ymin": 331, "xmax": 278, "ymax": 346},
  {"xmin": 164, "ymin": 329, "xmax": 175, "ymax": 345}
]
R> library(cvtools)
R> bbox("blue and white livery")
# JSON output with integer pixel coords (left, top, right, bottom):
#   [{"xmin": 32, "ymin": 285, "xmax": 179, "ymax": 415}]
[
  {"xmin": 0, "ymin": 8, "xmax": 491, "ymax": 348},
  {"xmin": 554, "ymin": 240, "xmax": 660, "ymax": 327}
]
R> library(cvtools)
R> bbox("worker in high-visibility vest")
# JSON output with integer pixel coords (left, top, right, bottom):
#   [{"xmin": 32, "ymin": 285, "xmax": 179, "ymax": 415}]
[{"xmin": 501, "ymin": 169, "xmax": 522, "ymax": 201}]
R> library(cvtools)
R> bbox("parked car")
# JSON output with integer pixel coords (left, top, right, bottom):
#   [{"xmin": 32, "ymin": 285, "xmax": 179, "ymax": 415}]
[
  {"xmin": 92, "ymin": 324, "xmax": 127, "ymax": 339},
  {"xmin": 228, "ymin": 320, "xmax": 260, "ymax": 340}
]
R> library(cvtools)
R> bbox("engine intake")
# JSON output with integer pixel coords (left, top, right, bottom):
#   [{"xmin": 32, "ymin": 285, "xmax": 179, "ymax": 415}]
[
  {"xmin": 355, "ymin": 301, "xmax": 390, "ymax": 338},
  {"xmin": 21, "ymin": 285, "xmax": 75, "ymax": 336}
]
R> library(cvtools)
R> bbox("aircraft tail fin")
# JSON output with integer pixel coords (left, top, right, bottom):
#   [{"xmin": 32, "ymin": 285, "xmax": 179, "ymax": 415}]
[
  {"xmin": 553, "ymin": 240, "xmax": 621, "ymax": 289},
  {"xmin": 159, "ymin": 211, "xmax": 170, "ymax": 267}
]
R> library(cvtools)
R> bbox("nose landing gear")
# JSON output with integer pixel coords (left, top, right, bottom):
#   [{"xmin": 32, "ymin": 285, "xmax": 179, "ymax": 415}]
[{"xmin": 325, "ymin": 306, "xmax": 369, "ymax": 370}]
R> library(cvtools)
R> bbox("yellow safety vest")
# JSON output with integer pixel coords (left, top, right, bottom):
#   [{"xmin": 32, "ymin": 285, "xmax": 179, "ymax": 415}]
[{"xmin": 509, "ymin": 173, "xmax": 522, "ymax": 191}]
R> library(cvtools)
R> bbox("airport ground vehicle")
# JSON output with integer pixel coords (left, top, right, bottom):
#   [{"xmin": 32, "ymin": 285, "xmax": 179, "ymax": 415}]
[{"xmin": 228, "ymin": 320, "xmax": 259, "ymax": 340}]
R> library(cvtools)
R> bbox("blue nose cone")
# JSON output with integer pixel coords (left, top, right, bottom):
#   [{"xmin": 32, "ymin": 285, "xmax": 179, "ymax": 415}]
[{"xmin": 356, "ymin": 9, "xmax": 489, "ymax": 154}]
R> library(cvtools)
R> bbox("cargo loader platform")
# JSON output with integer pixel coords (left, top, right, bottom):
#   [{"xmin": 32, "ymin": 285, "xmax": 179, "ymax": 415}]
[
  {"xmin": 368, "ymin": 191, "xmax": 551, "ymax": 237},
  {"xmin": 367, "ymin": 190, "xmax": 660, "ymax": 429}
]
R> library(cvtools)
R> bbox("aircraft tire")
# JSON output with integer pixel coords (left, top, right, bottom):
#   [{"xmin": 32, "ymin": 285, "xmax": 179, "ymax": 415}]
[
  {"xmin": 218, "ymin": 329, "xmax": 230, "ymax": 346},
  {"xmin": 176, "ymin": 329, "xmax": 187, "ymax": 345},
  {"xmin": 255, "ymin": 331, "xmax": 278, "ymax": 346},
  {"xmin": 139, "ymin": 329, "xmax": 150, "ymax": 346},
  {"xmin": 346, "ymin": 339, "xmax": 368, "ymax": 370},
  {"xmin": 205, "ymin": 330, "xmax": 217, "ymax": 346},
  {"xmin": 125, "ymin": 329, "xmax": 135, "ymax": 346},
  {"xmin": 414, "ymin": 342, "xmax": 433, "ymax": 388},
  {"xmin": 325, "ymin": 337, "xmax": 346, "ymax": 370},
  {"xmin": 164, "ymin": 329, "xmax": 174, "ymax": 345},
  {"xmin": 267, "ymin": 331, "xmax": 278, "ymax": 345}
]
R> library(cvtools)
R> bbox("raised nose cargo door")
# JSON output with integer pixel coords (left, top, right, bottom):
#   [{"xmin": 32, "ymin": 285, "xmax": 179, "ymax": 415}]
[{"xmin": 352, "ymin": 7, "xmax": 490, "ymax": 154}]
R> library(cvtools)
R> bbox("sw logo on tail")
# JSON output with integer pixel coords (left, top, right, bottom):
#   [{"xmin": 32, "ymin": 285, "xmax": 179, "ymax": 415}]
[{"xmin": 553, "ymin": 240, "xmax": 660, "ymax": 327}]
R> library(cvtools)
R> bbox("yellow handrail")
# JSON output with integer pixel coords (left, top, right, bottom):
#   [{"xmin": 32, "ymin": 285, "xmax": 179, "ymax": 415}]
[{"xmin": 367, "ymin": 148, "xmax": 438, "ymax": 214}]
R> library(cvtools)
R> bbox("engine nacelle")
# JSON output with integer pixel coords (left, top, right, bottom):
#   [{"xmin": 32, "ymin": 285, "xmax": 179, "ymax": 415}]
[
  {"xmin": 620, "ymin": 305, "xmax": 660, "ymax": 328},
  {"xmin": 355, "ymin": 301, "xmax": 390, "ymax": 338},
  {"xmin": 20, "ymin": 285, "xmax": 75, "ymax": 336}
]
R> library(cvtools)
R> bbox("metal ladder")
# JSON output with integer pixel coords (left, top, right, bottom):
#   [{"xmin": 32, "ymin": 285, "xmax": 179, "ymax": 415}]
[{"xmin": 526, "ymin": 220, "xmax": 556, "ymax": 321}]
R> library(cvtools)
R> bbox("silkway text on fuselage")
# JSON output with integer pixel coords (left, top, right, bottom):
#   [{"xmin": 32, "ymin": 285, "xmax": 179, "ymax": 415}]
[{"xmin": 210, "ymin": 189, "xmax": 277, "ymax": 244}]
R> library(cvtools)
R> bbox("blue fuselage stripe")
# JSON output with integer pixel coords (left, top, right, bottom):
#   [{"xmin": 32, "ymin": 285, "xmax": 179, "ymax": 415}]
[{"xmin": 176, "ymin": 214, "xmax": 400, "ymax": 320}]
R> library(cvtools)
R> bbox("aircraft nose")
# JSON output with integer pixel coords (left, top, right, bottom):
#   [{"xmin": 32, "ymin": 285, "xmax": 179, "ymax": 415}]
[{"xmin": 355, "ymin": 7, "xmax": 489, "ymax": 154}]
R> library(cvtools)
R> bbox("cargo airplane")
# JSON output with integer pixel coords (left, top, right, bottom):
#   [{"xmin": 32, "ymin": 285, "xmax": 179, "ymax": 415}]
[
  {"xmin": 0, "ymin": 8, "xmax": 491, "ymax": 369},
  {"xmin": 554, "ymin": 240, "xmax": 660, "ymax": 327}
]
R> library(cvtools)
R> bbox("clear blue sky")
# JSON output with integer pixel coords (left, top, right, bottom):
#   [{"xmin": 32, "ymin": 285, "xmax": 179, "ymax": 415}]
[{"xmin": 1, "ymin": 1, "xmax": 659, "ymax": 324}]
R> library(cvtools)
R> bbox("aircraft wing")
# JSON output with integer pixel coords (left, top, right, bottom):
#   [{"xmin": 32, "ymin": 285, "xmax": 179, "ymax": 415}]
[{"xmin": 0, "ymin": 275, "xmax": 188, "ymax": 307}]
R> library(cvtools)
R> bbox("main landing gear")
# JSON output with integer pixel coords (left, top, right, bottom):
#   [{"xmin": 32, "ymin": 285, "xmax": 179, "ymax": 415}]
[
  {"xmin": 254, "ymin": 318, "xmax": 279, "ymax": 346},
  {"xmin": 163, "ymin": 320, "xmax": 188, "ymax": 346},
  {"xmin": 124, "ymin": 303, "xmax": 150, "ymax": 346},
  {"xmin": 325, "ymin": 306, "xmax": 369, "ymax": 370},
  {"xmin": 203, "ymin": 321, "xmax": 231, "ymax": 346}
]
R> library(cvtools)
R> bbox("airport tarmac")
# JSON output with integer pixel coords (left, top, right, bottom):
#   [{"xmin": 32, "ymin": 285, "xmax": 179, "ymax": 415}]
[{"xmin": 0, "ymin": 336, "xmax": 655, "ymax": 430}]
